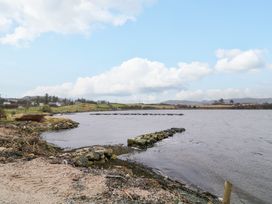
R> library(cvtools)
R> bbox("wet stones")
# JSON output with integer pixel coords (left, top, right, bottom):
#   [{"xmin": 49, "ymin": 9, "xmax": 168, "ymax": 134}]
[
  {"xmin": 127, "ymin": 128, "xmax": 185, "ymax": 149},
  {"xmin": 7, "ymin": 118, "xmax": 79, "ymax": 133},
  {"xmin": 50, "ymin": 120, "xmax": 79, "ymax": 130},
  {"xmin": 67, "ymin": 146, "xmax": 116, "ymax": 167}
]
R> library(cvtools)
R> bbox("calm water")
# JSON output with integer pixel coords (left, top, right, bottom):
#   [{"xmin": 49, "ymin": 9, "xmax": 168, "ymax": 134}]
[{"xmin": 43, "ymin": 110, "xmax": 272, "ymax": 204}]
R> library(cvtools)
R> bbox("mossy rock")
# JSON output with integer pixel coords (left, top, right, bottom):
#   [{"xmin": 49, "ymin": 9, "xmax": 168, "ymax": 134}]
[{"xmin": 73, "ymin": 156, "xmax": 93, "ymax": 167}]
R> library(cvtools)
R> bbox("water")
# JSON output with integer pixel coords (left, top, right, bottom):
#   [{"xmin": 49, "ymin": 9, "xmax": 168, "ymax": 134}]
[{"xmin": 43, "ymin": 110, "xmax": 272, "ymax": 204}]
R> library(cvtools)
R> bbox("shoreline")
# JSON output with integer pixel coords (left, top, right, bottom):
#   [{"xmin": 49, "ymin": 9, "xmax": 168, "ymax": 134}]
[{"xmin": 0, "ymin": 116, "xmax": 220, "ymax": 203}]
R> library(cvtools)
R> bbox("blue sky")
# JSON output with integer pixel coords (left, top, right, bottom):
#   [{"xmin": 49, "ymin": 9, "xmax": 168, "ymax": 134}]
[{"xmin": 0, "ymin": 0, "xmax": 272, "ymax": 102}]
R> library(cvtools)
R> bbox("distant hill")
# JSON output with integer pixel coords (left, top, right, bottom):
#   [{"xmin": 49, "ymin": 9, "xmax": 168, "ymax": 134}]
[
  {"xmin": 162, "ymin": 98, "xmax": 272, "ymax": 105},
  {"xmin": 162, "ymin": 100, "xmax": 205, "ymax": 105}
]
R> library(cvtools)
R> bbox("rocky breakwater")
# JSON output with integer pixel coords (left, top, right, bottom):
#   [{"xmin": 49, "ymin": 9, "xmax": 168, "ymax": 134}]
[
  {"xmin": 59, "ymin": 146, "xmax": 117, "ymax": 167},
  {"xmin": 127, "ymin": 128, "xmax": 185, "ymax": 149},
  {"xmin": 90, "ymin": 113, "xmax": 184, "ymax": 116}
]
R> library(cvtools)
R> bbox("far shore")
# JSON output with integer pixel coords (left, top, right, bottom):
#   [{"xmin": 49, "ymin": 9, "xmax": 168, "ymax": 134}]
[{"xmin": 2, "ymin": 101, "xmax": 272, "ymax": 120}]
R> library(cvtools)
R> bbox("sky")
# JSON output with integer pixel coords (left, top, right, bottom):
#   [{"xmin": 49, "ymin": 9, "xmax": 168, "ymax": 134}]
[{"xmin": 0, "ymin": 0, "xmax": 272, "ymax": 102}]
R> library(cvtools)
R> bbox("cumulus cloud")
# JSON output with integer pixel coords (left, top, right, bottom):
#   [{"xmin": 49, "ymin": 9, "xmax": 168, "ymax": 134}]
[
  {"xmin": 0, "ymin": 0, "xmax": 154, "ymax": 45},
  {"xmin": 24, "ymin": 58, "xmax": 211, "ymax": 99},
  {"xmin": 215, "ymin": 49, "xmax": 266, "ymax": 72},
  {"xmin": 176, "ymin": 88, "xmax": 254, "ymax": 101},
  {"xmin": 23, "ymin": 49, "xmax": 272, "ymax": 102}
]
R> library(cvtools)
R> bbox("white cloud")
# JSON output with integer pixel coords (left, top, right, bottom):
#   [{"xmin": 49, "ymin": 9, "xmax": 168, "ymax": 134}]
[
  {"xmin": 24, "ymin": 58, "xmax": 211, "ymax": 100},
  {"xmin": 215, "ymin": 49, "xmax": 266, "ymax": 72},
  {"xmin": 0, "ymin": 0, "xmax": 154, "ymax": 45},
  {"xmin": 23, "ymin": 49, "xmax": 272, "ymax": 102}
]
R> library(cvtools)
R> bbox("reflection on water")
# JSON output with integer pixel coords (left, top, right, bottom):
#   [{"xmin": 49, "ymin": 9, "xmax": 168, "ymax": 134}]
[{"xmin": 43, "ymin": 110, "xmax": 272, "ymax": 204}]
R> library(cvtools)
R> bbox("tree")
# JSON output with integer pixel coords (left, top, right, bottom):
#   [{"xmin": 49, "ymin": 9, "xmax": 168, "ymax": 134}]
[
  {"xmin": 230, "ymin": 99, "xmax": 234, "ymax": 104},
  {"xmin": 219, "ymin": 98, "xmax": 225, "ymax": 104},
  {"xmin": 52, "ymin": 96, "xmax": 58, "ymax": 102},
  {"xmin": 36, "ymin": 96, "xmax": 40, "ymax": 105},
  {"xmin": 45, "ymin": 93, "xmax": 49, "ymax": 104},
  {"xmin": 0, "ymin": 94, "xmax": 5, "ymax": 105}
]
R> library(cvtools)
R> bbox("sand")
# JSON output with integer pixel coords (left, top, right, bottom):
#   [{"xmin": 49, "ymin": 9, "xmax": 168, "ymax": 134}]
[{"xmin": 0, "ymin": 158, "xmax": 106, "ymax": 204}]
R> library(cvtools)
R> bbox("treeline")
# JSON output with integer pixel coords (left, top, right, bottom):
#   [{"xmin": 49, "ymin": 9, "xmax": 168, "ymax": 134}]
[
  {"xmin": 0, "ymin": 93, "xmax": 111, "ymax": 108},
  {"xmin": 25, "ymin": 94, "xmax": 74, "ymax": 105}
]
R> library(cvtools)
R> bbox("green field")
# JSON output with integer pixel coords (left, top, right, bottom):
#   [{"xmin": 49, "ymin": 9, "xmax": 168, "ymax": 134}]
[{"xmin": 1, "ymin": 103, "xmax": 177, "ymax": 121}]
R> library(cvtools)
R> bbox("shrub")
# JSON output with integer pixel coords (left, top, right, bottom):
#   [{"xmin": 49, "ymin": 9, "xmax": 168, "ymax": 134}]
[{"xmin": 40, "ymin": 105, "xmax": 52, "ymax": 113}]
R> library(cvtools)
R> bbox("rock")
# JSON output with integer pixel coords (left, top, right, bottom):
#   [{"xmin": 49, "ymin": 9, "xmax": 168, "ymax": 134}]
[
  {"xmin": 73, "ymin": 156, "xmax": 93, "ymax": 167},
  {"xmin": 59, "ymin": 153, "xmax": 71, "ymax": 157},
  {"xmin": 111, "ymin": 154, "xmax": 117, "ymax": 160},
  {"xmin": 28, "ymin": 153, "xmax": 35, "ymax": 157},
  {"xmin": 85, "ymin": 152, "xmax": 95, "ymax": 160},
  {"xmin": 0, "ymin": 147, "xmax": 8, "ymax": 152},
  {"xmin": 171, "ymin": 128, "xmax": 185, "ymax": 133},
  {"xmin": 93, "ymin": 151, "xmax": 101, "ymax": 161},
  {"xmin": 127, "ymin": 139, "xmax": 135, "ymax": 147},
  {"xmin": 70, "ymin": 146, "xmax": 116, "ymax": 165},
  {"xmin": 104, "ymin": 148, "xmax": 113, "ymax": 158},
  {"xmin": 26, "ymin": 153, "xmax": 36, "ymax": 160},
  {"xmin": 0, "ymin": 157, "xmax": 6, "ymax": 163},
  {"xmin": 96, "ymin": 158, "xmax": 105, "ymax": 164}
]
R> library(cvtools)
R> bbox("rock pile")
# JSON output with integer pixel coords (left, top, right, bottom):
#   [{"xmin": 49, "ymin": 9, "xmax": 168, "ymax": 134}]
[
  {"xmin": 49, "ymin": 120, "xmax": 79, "ymax": 130},
  {"xmin": 127, "ymin": 128, "xmax": 185, "ymax": 149},
  {"xmin": 60, "ymin": 146, "xmax": 117, "ymax": 167},
  {"xmin": 5, "ymin": 119, "xmax": 79, "ymax": 133}
]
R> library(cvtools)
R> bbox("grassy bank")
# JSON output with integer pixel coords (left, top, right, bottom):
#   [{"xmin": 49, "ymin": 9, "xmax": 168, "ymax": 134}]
[{"xmin": 2, "ymin": 103, "xmax": 176, "ymax": 119}]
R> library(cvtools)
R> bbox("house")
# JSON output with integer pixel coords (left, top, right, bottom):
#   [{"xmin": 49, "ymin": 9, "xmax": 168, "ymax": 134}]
[
  {"xmin": 3, "ymin": 101, "xmax": 11, "ymax": 105},
  {"xmin": 48, "ymin": 102, "xmax": 62, "ymax": 107},
  {"xmin": 3, "ymin": 100, "xmax": 19, "ymax": 108},
  {"xmin": 97, "ymin": 100, "xmax": 109, "ymax": 104}
]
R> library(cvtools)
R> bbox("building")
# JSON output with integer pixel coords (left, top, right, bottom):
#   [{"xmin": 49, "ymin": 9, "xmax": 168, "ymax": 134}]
[{"xmin": 48, "ymin": 102, "xmax": 62, "ymax": 107}]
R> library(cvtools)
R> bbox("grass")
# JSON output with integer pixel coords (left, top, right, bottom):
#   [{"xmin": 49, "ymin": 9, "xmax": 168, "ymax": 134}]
[
  {"xmin": 1, "ymin": 103, "xmax": 177, "ymax": 120},
  {"xmin": 197, "ymin": 104, "xmax": 235, "ymax": 109}
]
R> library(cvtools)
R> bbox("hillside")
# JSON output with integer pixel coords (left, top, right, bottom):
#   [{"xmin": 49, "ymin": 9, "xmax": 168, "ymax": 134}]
[{"xmin": 163, "ymin": 98, "xmax": 272, "ymax": 105}]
